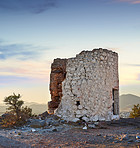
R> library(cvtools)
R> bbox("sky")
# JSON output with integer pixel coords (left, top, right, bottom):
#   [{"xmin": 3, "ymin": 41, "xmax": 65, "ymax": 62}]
[{"xmin": 0, "ymin": 0, "xmax": 140, "ymax": 104}]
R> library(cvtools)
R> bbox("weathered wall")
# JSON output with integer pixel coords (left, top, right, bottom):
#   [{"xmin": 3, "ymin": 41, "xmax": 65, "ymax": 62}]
[
  {"xmin": 54, "ymin": 49, "xmax": 119, "ymax": 122},
  {"xmin": 48, "ymin": 58, "xmax": 67, "ymax": 113}
]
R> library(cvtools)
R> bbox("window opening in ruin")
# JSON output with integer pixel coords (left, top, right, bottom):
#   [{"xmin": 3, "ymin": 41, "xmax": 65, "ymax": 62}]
[
  {"xmin": 64, "ymin": 72, "xmax": 66, "ymax": 78},
  {"xmin": 76, "ymin": 101, "xmax": 80, "ymax": 106},
  {"xmin": 112, "ymin": 88, "xmax": 119, "ymax": 115}
]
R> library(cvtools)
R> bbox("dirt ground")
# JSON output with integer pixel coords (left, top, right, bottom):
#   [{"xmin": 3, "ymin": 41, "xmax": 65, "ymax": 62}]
[{"xmin": 0, "ymin": 122, "xmax": 140, "ymax": 148}]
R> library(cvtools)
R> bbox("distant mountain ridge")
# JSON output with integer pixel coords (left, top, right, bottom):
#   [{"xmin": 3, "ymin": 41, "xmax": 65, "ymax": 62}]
[
  {"xmin": 120, "ymin": 94, "xmax": 140, "ymax": 112},
  {"xmin": 0, "ymin": 102, "xmax": 48, "ymax": 115},
  {"xmin": 0, "ymin": 94, "xmax": 140, "ymax": 115}
]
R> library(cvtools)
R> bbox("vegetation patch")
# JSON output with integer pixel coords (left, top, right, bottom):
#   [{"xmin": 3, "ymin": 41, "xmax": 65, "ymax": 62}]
[
  {"xmin": 1, "ymin": 93, "xmax": 36, "ymax": 128},
  {"xmin": 129, "ymin": 104, "xmax": 140, "ymax": 118}
]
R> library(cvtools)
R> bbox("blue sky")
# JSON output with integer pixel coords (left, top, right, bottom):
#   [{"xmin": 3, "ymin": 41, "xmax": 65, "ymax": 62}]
[{"xmin": 0, "ymin": 0, "xmax": 140, "ymax": 103}]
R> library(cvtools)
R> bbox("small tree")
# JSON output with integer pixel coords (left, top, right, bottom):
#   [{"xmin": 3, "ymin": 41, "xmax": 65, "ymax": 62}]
[
  {"xmin": 2, "ymin": 93, "xmax": 33, "ymax": 127},
  {"xmin": 129, "ymin": 104, "xmax": 140, "ymax": 118},
  {"xmin": 4, "ymin": 93, "xmax": 24, "ymax": 121}
]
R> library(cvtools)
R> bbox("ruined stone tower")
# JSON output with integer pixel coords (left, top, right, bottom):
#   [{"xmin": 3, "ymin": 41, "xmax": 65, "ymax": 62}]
[{"xmin": 48, "ymin": 48, "xmax": 119, "ymax": 121}]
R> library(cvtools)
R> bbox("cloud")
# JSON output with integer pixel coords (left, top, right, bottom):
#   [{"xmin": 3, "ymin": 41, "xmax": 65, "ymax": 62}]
[
  {"xmin": 0, "ymin": 59, "xmax": 51, "ymax": 83},
  {"xmin": 0, "ymin": 75, "xmax": 31, "ymax": 84},
  {"xmin": 0, "ymin": 74, "xmax": 49, "ymax": 87},
  {"xmin": 0, "ymin": 41, "xmax": 51, "ymax": 85},
  {"xmin": 123, "ymin": 63, "xmax": 140, "ymax": 67},
  {"xmin": 0, "ymin": 0, "xmax": 57, "ymax": 14},
  {"xmin": 137, "ymin": 74, "xmax": 140, "ymax": 80},
  {"xmin": 115, "ymin": 0, "xmax": 140, "ymax": 4},
  {"xmin": 0, "ymin": 43, "xmax": 49, "ymax": 60}
]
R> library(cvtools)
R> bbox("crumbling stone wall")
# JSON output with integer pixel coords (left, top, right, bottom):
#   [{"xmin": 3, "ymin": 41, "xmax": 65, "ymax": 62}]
[
  {"xmin": 48, "ymin": 58, "xmax": 67, "ymax": 113},
  {"xmin": 49, "ymin": 48, "xmax": 119, "ymax": 121}
]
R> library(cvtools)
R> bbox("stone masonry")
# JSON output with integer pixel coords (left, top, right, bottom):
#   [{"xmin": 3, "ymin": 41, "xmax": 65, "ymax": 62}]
[
  {"xmin": 49, "ymin": 48, "xmax": 119, "ymax": 122},
  {"xmin": 48, "ymin": 58, "xmax": 67, "ymax": 113}
]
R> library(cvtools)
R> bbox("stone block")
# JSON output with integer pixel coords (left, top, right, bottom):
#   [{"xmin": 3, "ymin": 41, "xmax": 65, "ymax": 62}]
[
  {"xmin": 90, "ymin": 115, "xmax": 99, "ymax": 121},
  {"xmin": 30, "ymin": 119, "xmax": 46, "ymax": 128},
  {"xmin": 72, "ymin": 118, "xmax": 80, "ymax": 122},
  {"xmin": 82, "ymin": 117, "xmax": 89, "ymax": 122},
  {"xmin": 78, "ymin": 105, "xmax": 83, "ymax": 110}
]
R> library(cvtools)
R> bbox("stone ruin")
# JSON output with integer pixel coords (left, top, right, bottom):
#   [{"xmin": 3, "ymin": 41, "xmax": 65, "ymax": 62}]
[{"xmin": 48, "ymin": 48, "xmax": 119, "ymax": 122}]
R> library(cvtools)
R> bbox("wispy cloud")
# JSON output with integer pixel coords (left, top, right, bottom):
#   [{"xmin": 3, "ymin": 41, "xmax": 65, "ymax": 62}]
[
  {"xmin": 0, "ymin": 75, "xmax": 31, "ymax": 84},
  {"xmin": 0, "ymin": 43, "xmax": 49, "ymax": 61},
  {"xmin": 0, "ymin": 41, "xmax": 51, "ymax": 84},
  {"xmin": 137, "ymin": 74, "xmax": 140, "ymax": 80},
  {"xmin": 0, "ymin": 0, "xmax": 57, "ymax": 14},
  {"xmin": 123, "ymin": 63, "xmax": 140, "ymax": 67},
  {"xmin": 0, "ymin": 59, "xmax": 51, "ymax": 82},
  {"xmin": 115, "ymin": 0, "xmax": 140, "ymax": 4}
]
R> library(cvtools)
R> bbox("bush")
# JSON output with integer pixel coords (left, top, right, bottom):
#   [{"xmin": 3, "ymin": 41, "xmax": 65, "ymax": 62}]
[
  {"xmin": 1, "ymin": 112, "xmax": 17, "ymax": 128},
  {"xmin": 129, "ymin": 104, "xmax": 140, "ymax": 118},
  {"xmin": 2, "ymin": 93, "xmax": 34, "ymax": 128}
]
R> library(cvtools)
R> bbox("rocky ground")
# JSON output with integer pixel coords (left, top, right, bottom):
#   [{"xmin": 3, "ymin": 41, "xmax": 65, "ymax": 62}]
[{"xmin": 0, "ymin": 115, "xmax": 140, "ymax": 148}]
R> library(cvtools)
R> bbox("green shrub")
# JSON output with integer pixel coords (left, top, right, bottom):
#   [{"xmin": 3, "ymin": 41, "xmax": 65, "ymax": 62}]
[
  {"xmin": 2, "ymin": 93, "xmax": 34, "ymax": 128},
  {"xmin": 129, "ymin": 104, "xmax": 140, "ymax": 118}
]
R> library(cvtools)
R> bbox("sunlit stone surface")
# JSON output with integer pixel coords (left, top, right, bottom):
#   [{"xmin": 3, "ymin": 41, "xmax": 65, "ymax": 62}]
[{"xmin": 49, "ymin": 48, "xmax": 119, "ymax": 121}]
